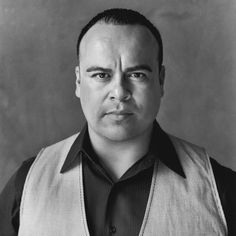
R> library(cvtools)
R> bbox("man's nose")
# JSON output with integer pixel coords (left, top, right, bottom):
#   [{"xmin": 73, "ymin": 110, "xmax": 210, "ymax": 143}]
[{"xmin": 109, "ymin": 76, "xmax": 131, "ymax": 102}]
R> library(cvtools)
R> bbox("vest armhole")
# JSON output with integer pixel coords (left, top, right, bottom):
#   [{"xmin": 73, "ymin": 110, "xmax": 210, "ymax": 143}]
[
  {"xmin": 19, "ymin": 148, "xmax": 45, "ymax": 221},
  {"xmin": 207, "ymin": 152, "xmax": 228, "ymax": 235},
  {"xmin": 15, "ymin": 157, "xmax": 36, "ymax": 203}
]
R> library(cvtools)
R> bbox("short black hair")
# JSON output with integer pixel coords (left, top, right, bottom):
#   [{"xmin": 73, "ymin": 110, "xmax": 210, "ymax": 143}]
[{"xmin": 76, "ymin": 8, "xmax": 163, "ymax": 68}]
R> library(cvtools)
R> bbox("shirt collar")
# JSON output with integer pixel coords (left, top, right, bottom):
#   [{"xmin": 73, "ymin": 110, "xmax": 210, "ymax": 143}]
[
  {"xmin": 149, "ymin": 121, "xmax": 186, "ymax": 178},
  {"xmin": 60, "ymin": 121, "xmax": 186, "ymax": 178}
]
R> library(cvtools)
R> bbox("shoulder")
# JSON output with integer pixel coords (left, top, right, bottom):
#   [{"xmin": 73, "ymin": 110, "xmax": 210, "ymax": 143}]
[
  {"xmin": 168, "ymin": 135, "xmax": 236, "ymax": 205},
  {"xmin": 168, "ymin": 134, "xmax": 236, "ymax": 233},
  {"xmin": 170, "ymin": 134, "xmax": 236, "ymax": 191},
  {"xmin": 16, "ymin": 133, "xmax": 80, "ymax": 187},
  {"xmin": 39, "ymin": 133, "xmax": 80, "ymax": 157},
  {"xmin": 1, "ymin": 156, "xmax": 38, "ymax": 203},
  {"xmin": 168, "ymin": 134, "xmax": 206, "ymax": 154},
  {"xmin": 167, "ymin": 134, "xmax": 208, "ymax": 166}
]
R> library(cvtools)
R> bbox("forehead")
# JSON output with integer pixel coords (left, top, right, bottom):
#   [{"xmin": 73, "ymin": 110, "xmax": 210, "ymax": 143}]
[{"xmin": 79, "ymin": 23, "xmax": 159, "ymax": 65}]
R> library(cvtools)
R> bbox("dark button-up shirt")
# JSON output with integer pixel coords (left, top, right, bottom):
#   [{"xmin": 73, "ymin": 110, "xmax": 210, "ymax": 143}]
[{"xmin": 0, "ymin": 121, "xmax": 236, "ymax": 235}]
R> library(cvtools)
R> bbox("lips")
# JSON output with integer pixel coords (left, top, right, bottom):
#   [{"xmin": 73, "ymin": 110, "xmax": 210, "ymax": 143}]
[
  {"xmin": 106, "ymin": 110, "xmax": 132, "ymax": 115},
  {"xmin": 105, "ymin": 109, "xmax": 133, "ymax": 121}
]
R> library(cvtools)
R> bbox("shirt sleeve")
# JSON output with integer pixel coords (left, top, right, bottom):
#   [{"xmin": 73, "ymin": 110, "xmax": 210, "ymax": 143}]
[
  {"xmin": 0, "ymin": 157, "xmax": 35, "ymax": 236},
  {"xmin": 210, "ymin": 157, "xmax": 236, "ymax": 235}
]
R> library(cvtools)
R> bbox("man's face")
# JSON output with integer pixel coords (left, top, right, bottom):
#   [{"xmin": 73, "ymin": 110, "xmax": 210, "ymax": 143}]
[{"xmin": 75, "ymin": 23, "xmax": 165, "ymax": 141}]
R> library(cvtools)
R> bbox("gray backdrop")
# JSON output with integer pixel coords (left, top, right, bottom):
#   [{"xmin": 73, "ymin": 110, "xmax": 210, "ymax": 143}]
[{"xmin": 0, "ymin": 0, "xmax": 236, "ymax": 191}]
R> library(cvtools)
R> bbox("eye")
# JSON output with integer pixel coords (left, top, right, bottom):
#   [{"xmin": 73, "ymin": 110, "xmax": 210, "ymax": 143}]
[
  {"xmin": 92, "ymin": 73, "xmax": 111, "ymax": 81},
  {"xmin": 128, "ymin": 72, "xmax": 147, "ymax": 81}
]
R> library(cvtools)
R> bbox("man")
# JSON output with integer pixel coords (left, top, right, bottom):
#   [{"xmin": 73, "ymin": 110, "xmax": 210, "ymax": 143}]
[{"xmin": 0, "ymin": 8, "xmax": 235, "ymax": 236}]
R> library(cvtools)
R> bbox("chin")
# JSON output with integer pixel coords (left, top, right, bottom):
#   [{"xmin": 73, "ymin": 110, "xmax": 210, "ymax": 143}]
[{"xmin": 100, "ymin": 126, "xmax": 142, "ymax": 142}]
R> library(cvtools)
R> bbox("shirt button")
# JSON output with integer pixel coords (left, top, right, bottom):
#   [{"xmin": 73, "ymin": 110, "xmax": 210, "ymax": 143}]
[{"xmin": 109, "ymin": 225, "xmax": 116, "ymax": 234}]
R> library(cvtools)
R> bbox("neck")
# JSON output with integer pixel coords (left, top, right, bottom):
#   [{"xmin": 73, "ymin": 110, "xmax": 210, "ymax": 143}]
[{"xmin": 88, "ymin": 124, "xmax": 153, "ymax": 181}]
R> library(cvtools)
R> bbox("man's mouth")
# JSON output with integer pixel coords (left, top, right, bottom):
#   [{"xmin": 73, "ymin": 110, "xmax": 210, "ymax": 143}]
[{"xmin": 105, "ymin": 110, "xmax": 133, "ymax": 121}]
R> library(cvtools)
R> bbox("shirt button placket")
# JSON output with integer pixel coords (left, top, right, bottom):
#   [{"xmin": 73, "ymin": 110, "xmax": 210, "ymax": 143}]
[{"xmin": 109, "ymin": 225, "xmax": 117, "ymax": 234}]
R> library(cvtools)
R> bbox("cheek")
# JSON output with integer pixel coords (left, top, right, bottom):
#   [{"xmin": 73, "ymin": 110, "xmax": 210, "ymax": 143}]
[
  {"xmin": 137, "ymin": 86, "xmax": 161, "ymax": 116},
  {"xmin": 79, "ymin": 82, "xmax": 95, "ymax": 112},
  {"xmin": 79, "ymin": 81, "xmax": 104, "ymax": 118}
]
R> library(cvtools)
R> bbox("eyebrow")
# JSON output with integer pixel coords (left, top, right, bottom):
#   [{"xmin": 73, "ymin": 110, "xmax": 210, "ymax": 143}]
[
  {"xmin": 86, "ymin": 66, "xmax": 112, "ymax": 73},
  {"xmin": 86, "ymin": 64, "xmax": 153, "ymax": 73},
  {"xmin": 124, "ymin": 65, "xmax": 152, "ymax": 73}
]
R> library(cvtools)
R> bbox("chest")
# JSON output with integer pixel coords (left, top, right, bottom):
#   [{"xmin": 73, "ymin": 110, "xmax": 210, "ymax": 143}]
[{"xmin": 18, "ymin": 134, "xmax": 227, "ymax": 236}]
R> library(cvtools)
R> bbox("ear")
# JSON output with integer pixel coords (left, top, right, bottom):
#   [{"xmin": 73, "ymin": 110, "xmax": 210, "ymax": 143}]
[
  {"xmin": 75, "ymin": 66, "xmax": 81, "ymax": 98},
  {"xmin": 159, "ymin": 65, "xmax": 165, "ymax": 97}
]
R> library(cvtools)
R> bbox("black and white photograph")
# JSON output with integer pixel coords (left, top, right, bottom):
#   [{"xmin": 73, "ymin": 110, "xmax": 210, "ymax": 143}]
[{"xmin": 0, "ymin": 0, "xmax": 235, "ymax": 235}]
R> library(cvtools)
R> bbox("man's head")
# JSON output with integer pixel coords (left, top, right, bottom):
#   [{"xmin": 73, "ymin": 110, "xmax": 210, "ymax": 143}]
[{"xmin": 75, "ymin": 8, "xmax": 165, "ymax": 142}]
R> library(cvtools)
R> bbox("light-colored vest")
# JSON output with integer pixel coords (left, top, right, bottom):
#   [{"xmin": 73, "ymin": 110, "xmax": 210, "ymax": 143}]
[{"xmin": 18, "ymin": 133, "xmax": 228, "ymax": 236}]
